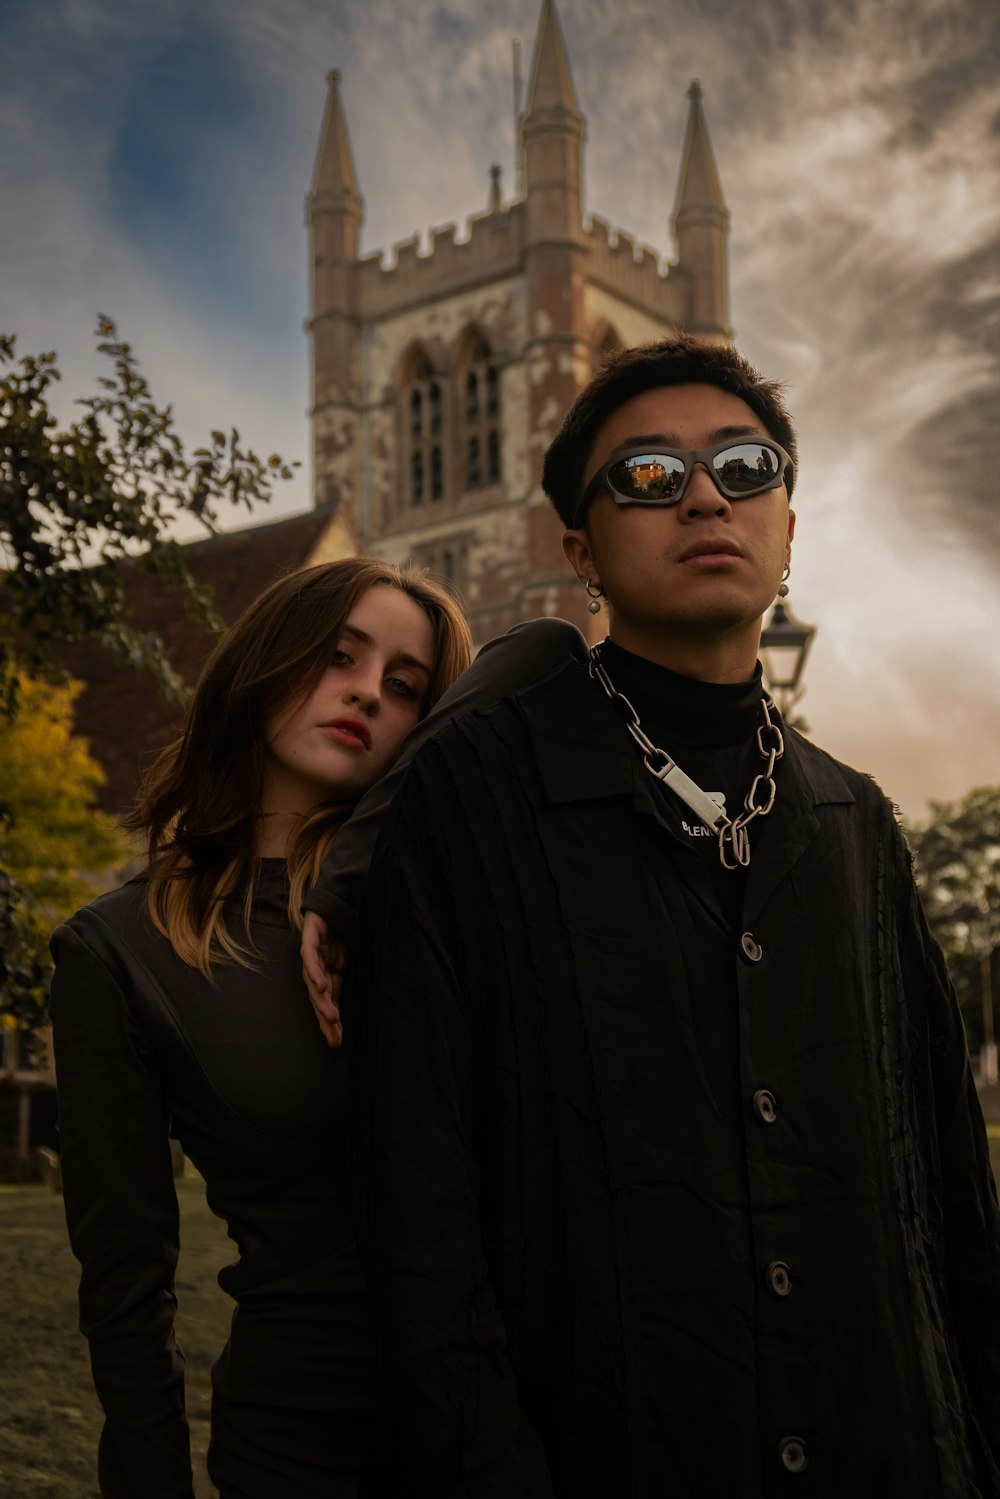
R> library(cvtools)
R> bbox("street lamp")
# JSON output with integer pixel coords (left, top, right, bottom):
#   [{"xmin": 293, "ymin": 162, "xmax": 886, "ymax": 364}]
[{"xmin": 760, "ymin": 599, "xmax": 816, "ymax": 730}]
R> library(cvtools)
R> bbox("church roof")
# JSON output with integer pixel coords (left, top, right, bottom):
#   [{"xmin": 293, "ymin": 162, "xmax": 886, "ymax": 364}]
[
  {"xmin": 673, "ymin": 79, "xmax": 727, "ymax": 220},
  {"xmin": 524, "ymin": 0, "xmax": 580, "ymax": 116},
  {"xmin": 56, "ymin": 504, "xmax": 347, "ymax": 813}
]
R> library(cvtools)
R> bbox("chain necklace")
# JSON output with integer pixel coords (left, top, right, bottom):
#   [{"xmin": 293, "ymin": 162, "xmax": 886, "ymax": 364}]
[{"xmin": 588, "ymin": 643, "xmax": 784, "ymax": 870}]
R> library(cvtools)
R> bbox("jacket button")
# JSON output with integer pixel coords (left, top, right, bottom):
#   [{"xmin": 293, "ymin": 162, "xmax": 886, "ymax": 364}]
[
  {"xmin": 740, "ymin": 931, "xmax": 763, "ymax": 962},
  {"xmin": 766, "ymin": 1260, "xmax": 792, "ymax": 1297},
  {"xmin": 753, "ymin": 1088, "xmax": 778, "ymax": 1125},
  {"xmin": 777, "ymin": 1436, "xmax": 808, "ymax": 1474}
]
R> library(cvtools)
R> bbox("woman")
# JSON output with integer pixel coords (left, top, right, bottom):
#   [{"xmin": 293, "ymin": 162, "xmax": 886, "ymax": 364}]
[{"xmin": 49, "ymin": 557, "xmax": 473, "ymax": 1499}]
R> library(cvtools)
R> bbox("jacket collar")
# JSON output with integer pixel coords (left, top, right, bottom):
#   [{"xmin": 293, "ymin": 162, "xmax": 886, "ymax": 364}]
[
  {"xmin": 742, "ymin": 727, "xmax": 853, "ymax": 925},
  {"xmin": 519, "ymin": 657, "xmax": 856, "ymax": 924},
  {"xmin": 518, "ymin": 657, "xmax": 639, "ymax": 805}
]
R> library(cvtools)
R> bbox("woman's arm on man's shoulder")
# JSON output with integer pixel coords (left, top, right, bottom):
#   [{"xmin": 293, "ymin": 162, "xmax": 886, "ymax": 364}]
[{"xmin": 301, "ymin": 618, "xmax": 588, "ymax": 1040}]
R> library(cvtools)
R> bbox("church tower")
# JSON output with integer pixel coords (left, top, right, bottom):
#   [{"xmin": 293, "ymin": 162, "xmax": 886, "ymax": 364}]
[
  {"xmin": 307, "ymin": 0, "xmax": 731, "ymax": 640},
  {"xmin": 519, "ymin": 0, "xmax": 592, "ymax": 622}
]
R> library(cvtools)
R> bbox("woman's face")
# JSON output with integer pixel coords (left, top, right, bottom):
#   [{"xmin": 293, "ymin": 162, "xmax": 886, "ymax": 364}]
[{"xmin": 265, "ymin": 583, "xmax": 436, "ymax": 813}]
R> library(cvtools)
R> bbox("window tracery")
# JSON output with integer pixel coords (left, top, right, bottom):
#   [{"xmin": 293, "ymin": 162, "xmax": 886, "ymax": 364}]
[
  {"xmin": 404, "ymin": 352, "xmax": 444, "ymax": 507},
  {"xmin": 461, "ymin": 337, "xmax": 500, "ymax": 492}
]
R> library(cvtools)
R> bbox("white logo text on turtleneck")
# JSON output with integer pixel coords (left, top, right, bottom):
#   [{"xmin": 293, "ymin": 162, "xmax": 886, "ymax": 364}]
[{"xmin": 681, "ymin": 791, "xmax": 727, "ymax": 838}]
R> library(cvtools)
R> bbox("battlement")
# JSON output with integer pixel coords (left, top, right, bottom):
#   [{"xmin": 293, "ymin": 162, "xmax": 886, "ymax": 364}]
[
  {"xmin": 359, "ymin": 204, "xmax": 524, "ymax": 319},
  {"xmin": 586, "ymin": 215, "xmax": 682, "ymax": 322},
  {"xmin": 351, "ymin": 203, "xmax": 686, "ymax": 324}
]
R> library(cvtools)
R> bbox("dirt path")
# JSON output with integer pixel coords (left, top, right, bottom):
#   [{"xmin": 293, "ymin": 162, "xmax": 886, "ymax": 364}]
[{"xmin": 0, "ymin": 1176, "xmax": 233, "ymax": 1499}]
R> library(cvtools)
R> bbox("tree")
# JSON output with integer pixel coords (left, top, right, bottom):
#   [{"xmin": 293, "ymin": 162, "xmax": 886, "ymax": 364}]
[
  {"xmin": 908, "ymin": 787, "xmax": 1000, "ymax": 1059},
  {"xmin": 0, "ymin": 318, "xmax": 297, "ymax": 1042},
  {"xmin": 0, "ymin": 674, "xmax": 128, "ymax": 1064},
  {"xmin": 1, "ymin": 316, "xmax": 297, "ymax": 711},
  {"xmin": 0, "ymin": 673, "xmax": 127, "ymax": 919}
]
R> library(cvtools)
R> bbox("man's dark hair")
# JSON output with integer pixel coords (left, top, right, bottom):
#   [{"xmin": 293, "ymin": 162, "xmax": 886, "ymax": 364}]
[{"xmin": 542, "ymin": 334, "xmax": 798, "ymax": 527}]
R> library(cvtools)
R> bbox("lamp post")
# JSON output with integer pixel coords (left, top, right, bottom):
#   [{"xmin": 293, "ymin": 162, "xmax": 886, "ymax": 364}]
[{"xmin": 760, "ymin": 599, "xmax": 816, "ymax": 731}]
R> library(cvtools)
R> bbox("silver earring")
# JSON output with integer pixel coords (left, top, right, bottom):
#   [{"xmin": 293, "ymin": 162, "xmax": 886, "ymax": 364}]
[
  {"xmin": 585, "ymin": 579, "xmax": 604, "ymax": 614},
  {"xmin": 777, "ymin": 563, "xmax": 790, "ymax": 599}
]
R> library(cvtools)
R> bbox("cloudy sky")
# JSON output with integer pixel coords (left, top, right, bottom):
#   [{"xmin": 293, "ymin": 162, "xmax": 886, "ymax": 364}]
[{"xmin": 1, "ymin": 0, "xmax": 997, "ymax": 818}]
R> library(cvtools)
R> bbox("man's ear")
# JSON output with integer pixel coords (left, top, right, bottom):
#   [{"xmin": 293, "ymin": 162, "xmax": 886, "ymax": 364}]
[
  {"xmin": 787, "ymin": 507, "xmax": 796, "ymax": 547},
  {"xmin": 562, "ymin": 527, "xmax": 596, "ymax": 585}
]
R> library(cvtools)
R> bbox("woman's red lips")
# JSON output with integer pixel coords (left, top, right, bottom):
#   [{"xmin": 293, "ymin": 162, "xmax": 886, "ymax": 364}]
[{"xmin": 321, "ymin": 717, "xmax": 371, "ymax": 749}]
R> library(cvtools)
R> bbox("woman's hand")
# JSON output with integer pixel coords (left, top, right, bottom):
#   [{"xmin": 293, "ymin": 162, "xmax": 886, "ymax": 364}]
[{"xmin": 301, "ymin": 912, "xmax": 348, "ymax": 1048}]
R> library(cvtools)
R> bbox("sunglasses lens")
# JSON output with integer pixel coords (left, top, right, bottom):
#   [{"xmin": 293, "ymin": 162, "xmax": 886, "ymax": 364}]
[
  {"xmin": 712, "ymin": 443, "xmax": 781, "ymax": 496},
  {"xmin": 608, "ymin": 452, "xmax": 687, "ymax": 502}
]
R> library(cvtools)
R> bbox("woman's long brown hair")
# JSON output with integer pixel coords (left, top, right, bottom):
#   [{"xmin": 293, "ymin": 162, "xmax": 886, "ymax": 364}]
[{"xmin": 127, "ymin": 558, "xmax": 473, "ymax": 977}]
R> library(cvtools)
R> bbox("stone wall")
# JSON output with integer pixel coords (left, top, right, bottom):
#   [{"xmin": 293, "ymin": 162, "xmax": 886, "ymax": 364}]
[
  {"xmin": 585, "ymin": 281, "xmax": 677, "ymax": 350},
  {"xmin": 586, "ymin": 216, "xmax": 686, "ymax": 326},
  {"xmin": 357, "ymin": 206, "xmax": 525, "ymax": 321},
  {"xmin": 354, "ymin": 273, "xmax": 534, "ymax": 639}
]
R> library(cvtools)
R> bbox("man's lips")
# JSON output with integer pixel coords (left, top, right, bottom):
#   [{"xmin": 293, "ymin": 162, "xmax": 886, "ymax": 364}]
[
  {"xmin": 677, "ymin": 538, "xmax": 743, "ymax": 565},
  {"xmin": 320, "ymin": 717, "xmax": 371, "ymax": 750}
]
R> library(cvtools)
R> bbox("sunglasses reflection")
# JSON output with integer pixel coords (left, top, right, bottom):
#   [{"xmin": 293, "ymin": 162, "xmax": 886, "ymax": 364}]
[{"xmin": 611, "ymin": 442, "xmax": 784, "ymax": 503}]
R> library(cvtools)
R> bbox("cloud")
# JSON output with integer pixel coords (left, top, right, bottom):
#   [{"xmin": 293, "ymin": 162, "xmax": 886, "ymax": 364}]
[
  {"xmin": 1, "ymin": 0, "xmax": 996, "ymax": 813},
  {"xmin": 0, "ymin": 0, "xmax": 309, "ymax": 517}
]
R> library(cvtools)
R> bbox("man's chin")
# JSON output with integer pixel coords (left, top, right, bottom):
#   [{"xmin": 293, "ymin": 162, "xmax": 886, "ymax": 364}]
[{"xmin": 616, "ymin": 603, "xmax": 765, "ymax": 640}]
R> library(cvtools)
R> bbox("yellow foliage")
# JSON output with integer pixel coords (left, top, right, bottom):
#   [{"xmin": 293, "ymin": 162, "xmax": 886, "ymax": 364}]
[{"xmin": 0, "ymin": 674, "xmax": 128, "ymax": 932}]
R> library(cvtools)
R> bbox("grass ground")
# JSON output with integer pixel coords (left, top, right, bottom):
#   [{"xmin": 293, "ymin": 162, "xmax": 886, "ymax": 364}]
[
  {"xmin": 0, "ymin": 1175, "xmax": 232, "ymax": 1499},
  {"xmin": 3, "ymin": 1137, "xmax": 1000, "ymax": 1498}
]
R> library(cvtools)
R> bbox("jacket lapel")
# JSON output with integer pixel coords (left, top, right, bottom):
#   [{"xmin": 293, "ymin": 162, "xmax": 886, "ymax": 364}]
[
  {"xmin": 742, "ymin": 729, "xmax": 856, "ymax": 925},
  {"xmin": 518, "ymin": 660, "xmax": 729, "ymax": 922},
  {"xmin": 518, "ymin": 658, "xmax": 644, "ymax": 807},
  {"xmin": 519, "ymin": 663, "xmax": 860, "ymax": 932}
]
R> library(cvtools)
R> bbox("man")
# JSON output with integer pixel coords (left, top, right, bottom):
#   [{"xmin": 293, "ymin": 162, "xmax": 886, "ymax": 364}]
[{"xmin": 302, "ymin": 337, "xmax": 1000, "ymax": 1497}]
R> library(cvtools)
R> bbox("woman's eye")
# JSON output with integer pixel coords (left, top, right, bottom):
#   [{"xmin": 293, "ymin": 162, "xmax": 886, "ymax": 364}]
[
  {"xmin": 330, "ymin": 648, "xmax": 352, "ymax": 666},
  {"xmin": 386, "ymin": 676, "xmax": 418, "ymax": 700}
]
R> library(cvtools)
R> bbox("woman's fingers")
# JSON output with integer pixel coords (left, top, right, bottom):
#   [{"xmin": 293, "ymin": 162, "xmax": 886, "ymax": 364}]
[
  {"xmin": 301, "ymin": 913, "xmax": 349, "ymax": 1048},
  {"xmin": 301, "ymin": 911, "xmax": 331, "ymax": 994}
]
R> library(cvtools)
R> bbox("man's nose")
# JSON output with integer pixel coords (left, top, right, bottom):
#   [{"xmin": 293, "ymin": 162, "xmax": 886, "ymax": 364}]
[{"xmin": 680, "ymin": 463, "xmax": 731, "ymax": 520}]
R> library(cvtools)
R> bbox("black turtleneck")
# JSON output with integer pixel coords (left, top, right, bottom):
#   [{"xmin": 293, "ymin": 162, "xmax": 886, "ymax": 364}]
[
  {"xmin": 597, "ymin": 638, "xmax": 772, "ymax": 927},
  {"xmin": 598, "ymin": 639, "xmax": 765, "ymax": 748}
]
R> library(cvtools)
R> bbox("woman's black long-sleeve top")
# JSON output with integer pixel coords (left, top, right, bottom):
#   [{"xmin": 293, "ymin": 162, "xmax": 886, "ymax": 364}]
[
  {"xmin": 49, "ymin": 621, "xmax": 587, "ymax": 1499},
  {"xmin": 49, "ymin": 864, "xmax": 362, "ymax": 1499}
]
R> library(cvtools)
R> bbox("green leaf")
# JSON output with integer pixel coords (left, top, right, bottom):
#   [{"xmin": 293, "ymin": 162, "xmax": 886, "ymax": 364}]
[{"xmin": 0, "ymin": 315, "xmax": 300, "ymax": 1035}]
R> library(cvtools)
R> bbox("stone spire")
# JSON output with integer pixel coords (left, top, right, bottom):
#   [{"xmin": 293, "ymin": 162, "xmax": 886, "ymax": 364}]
[
  {"xmin": 523, "ymin": 0, "xmax": 579, "ymax": 116},
  {"xmin": 672, "ymin": 80, "xmax": 730, "ymax": 341},
  {"xmin": 673, "ymin": 80, "xmax": 726, "ymax": 222},
  {"xmin": 517, "ymin": 0, "xmax": 590, "ymax": 630},
  {"xmin": 520, "ymin": 0, "xmax": 585, "ymax": 243},
  {"xmin": 309, "ymin": 70, "xmax": 361, "ymax": 222}
]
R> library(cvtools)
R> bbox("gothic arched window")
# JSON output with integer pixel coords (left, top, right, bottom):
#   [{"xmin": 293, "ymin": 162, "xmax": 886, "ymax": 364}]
[
  {"xmin": 404, "ymin": 352, "xmax": 444, "ymax": 507},
  {"xmin": 461, "ymin": 337, "xmax": 501, "ymax": 492}
]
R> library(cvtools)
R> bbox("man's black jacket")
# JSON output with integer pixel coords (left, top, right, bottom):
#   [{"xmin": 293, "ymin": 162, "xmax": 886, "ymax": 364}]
[{"xmin": 330, "ymin": 628, "xmax": 1000, "ymax": 1498}]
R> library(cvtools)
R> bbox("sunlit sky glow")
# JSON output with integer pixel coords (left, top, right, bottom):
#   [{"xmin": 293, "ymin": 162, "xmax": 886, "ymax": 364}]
[{"xmin": 1, "ymin": 0, "xmax": 997, "ymax": 818}]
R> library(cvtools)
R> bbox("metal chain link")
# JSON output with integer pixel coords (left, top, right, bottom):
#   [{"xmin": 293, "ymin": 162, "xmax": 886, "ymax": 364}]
[{"xmin": 589, "ymin": 645, "xmax": 783, "ymax": 871}]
